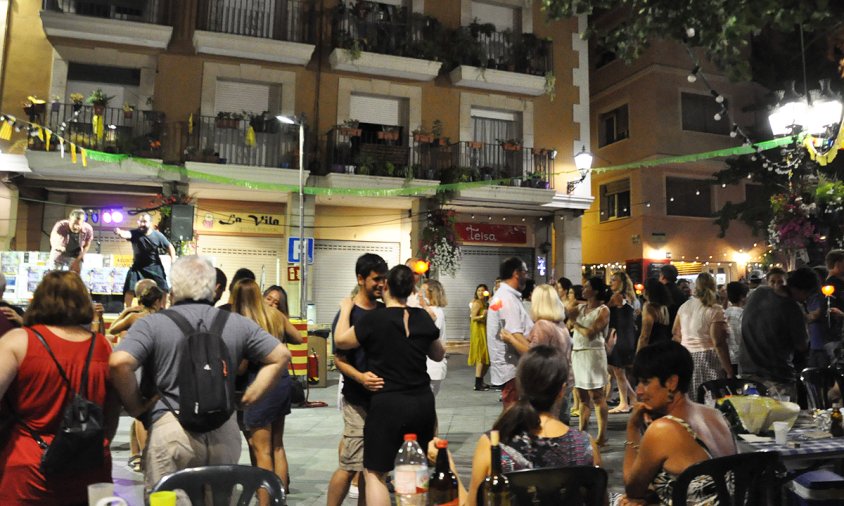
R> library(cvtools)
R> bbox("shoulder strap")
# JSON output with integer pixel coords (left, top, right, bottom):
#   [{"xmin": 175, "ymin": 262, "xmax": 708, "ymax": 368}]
[
  {"xmin": 160, "ymin": 309, "xmax": 196, "ymax": 337},
  {"xmin": 662, "ymin": 415, "xmax": 712, "ymax": 455},
  {"xmin": 208, "ymin": 308, "xmax": 230, "ymax": 336},
  {"xmin": 30, "ymin": 327, "xmax": 96, "ymax": 397}
]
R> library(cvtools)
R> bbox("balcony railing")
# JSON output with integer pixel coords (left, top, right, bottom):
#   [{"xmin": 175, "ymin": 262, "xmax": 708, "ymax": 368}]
[
  {"xmin": 43, "ymin": 0, "xmax": 170, "ymax": 25},
  {"xmin": 332, "ymin": 2, "xmax": 443, "ymax": 60},
  {"xmin": 185, "ymin": 115, "xmax": 300, "ymax": 168},
  {"xmin": 451, "ymin": 28, "xmax": 553, "ymax": 76},
  {"xmin": 198, "ymin": 0, "xmax": 314, "ymax": 43},
  {"xmin": 27, "ymin": 103, "xmax": 164, "ymax": 157},
  {"xmin": 325, "ymin": 129, "xmax": 553, "ymax": 187}
]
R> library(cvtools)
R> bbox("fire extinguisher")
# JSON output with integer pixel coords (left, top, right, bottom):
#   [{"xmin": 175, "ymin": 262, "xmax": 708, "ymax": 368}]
[{"xmin": 307, "ymin": 347, "xmax": 319, "ymax": 383}]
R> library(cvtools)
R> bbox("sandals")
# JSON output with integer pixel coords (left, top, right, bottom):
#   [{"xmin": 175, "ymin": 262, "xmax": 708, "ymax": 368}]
[
  {"xmin": 128, "ymin": 454, "xmax": 142, "ymax": 473},
  {"xmin": 609, "ymin": 406, "xmax": 632, "ymax": 414}
]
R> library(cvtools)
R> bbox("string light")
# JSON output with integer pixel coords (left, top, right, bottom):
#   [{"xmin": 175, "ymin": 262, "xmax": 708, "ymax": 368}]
[{"xmin": 687, "ymin": 65, "xmax": 700, "ymax": 82}]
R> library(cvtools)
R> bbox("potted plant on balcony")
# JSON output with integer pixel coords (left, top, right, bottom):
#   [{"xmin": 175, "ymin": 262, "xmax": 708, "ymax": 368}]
[
  {"xmin": 23, "ymin": 96, "xmax": 46, "ymax": 122},
  {"xmin": 50, "ymin": 95, "xmax": 62, "ymax": 112},
  {"xmin": 70, "ymin": 93, "xmax": 85, "ymax": 112},
  {"xmin": 337, "ymin": 119, "xmax": 362, "ymax": 137},
  {"xmin": 412, "ymin": 126, "xmax": 434, "ymax": 144},
  {"xmin": 468, "ymin": 140, "xmax": 483, "ymax": 150},
  {"xmin": 500, "ymin": 138, "xmax": 523, "ymax": 151},
  {"xmin": 123, "ymin": 103, "xmax": 134, "ymax": 120},
  {"xmin": 431, "ymin": 119, "xmax": 448, "ymax": 146},
  {"xmin": 86, "ymin": 89, "xmax": 113, "ymax": 115},
  {"xmin": 377, "ymin": 126, "xmax": 400, "ymax": 142},
  {"xmin": 216, "ymin": 111, "xmax": 243, "ymax": 129},
  {"xmin": 249, "ymin": 111, "xmax": 279, "ymax": 134}
]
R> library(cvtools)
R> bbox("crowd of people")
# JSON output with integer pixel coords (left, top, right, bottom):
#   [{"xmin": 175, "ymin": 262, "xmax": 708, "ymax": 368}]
[{"xmin": 2, "ymin": 213, "xmax": 844, "ymax": 505}]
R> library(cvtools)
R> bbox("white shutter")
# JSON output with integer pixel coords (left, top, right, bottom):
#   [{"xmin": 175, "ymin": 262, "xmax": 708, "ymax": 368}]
[
  {"xmin": 313, "ymin": 240, "xmax": 400, "ymax": 325},
  {"xmin": 438, "ymin": 246, "xmax": 534, "ymax": 342},
  {"xmin": 349, "ymin": 94, "xmax": 404, "ymax": 126},
  {"xmin": 471, "ymin": 108, "xmax": 518, "ymax": 121},
  {"xmin": 197, "ymin": 235, "xmax": 284, "ymax": 302},
  {"xmin": 214, "ymin": 81, "xmax": 271, "ymax": 115},
  {"xmin": 471, "ymin": 1, "xmax": 516, "ymax": 32}
]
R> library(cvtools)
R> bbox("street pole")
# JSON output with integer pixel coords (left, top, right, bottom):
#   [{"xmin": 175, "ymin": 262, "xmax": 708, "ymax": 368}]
[{"xmin": 297, "ymin": 122, "xmax": 306, "ymax": 320}]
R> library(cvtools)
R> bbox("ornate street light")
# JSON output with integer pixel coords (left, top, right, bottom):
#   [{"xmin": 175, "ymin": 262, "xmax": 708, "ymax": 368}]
[{"xmin": 568, "ymin": 145, "xmax": 593, "ymax": 193}]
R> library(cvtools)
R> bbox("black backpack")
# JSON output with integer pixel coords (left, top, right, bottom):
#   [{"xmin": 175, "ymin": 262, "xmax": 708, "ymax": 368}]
[
  {"xmin": 15, "ymin": 329, "xmax": 105, "ymax": 476},
  {"xmin": 159, "ymin": 309, "xmax": 235, "ymax": 433}
]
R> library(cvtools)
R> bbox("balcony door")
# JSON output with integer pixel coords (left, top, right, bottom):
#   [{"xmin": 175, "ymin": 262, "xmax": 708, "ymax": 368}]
[
  {"xmin": 471, "ymin": 108, "xmax": 521, "ymax": 176},
  {"xmin": 212, "ymin": 80, "xmax": 283, "ymax": 166}
]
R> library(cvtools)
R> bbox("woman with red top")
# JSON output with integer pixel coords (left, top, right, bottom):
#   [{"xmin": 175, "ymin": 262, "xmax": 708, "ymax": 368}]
[{"xmin": 0, "ymin": 271, "xmax": 120, "ymax": 505}]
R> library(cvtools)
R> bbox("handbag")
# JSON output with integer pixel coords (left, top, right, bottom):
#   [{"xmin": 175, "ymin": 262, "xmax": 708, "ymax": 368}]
[
  {"xmin": 289, "ymin": 362, "xmax": 306, "ymax": 405},
  {"xmin": 15, "ymin": 329, "xmax": 104, "ymax": 476}
]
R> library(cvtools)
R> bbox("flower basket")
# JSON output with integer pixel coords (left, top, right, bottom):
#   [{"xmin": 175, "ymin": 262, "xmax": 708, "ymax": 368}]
[
  {"xmin": 215, "ymin": 118, "xmax": 240, "ymax": 129},
  {"xmin": 502, "ymin": 142, "xmax": 522, "ymax": 152},
  {"xmin": 338, "ymin": 127, "xmax": 362, "ymax": 137},
  {"xmin": 413, "ymin": 133, "xmax": 434, "ymax": 143},
  {"xmin": 72, "ymin": 102, "xmax": 83, "ymax": 112},
  {"xmin": 377, "ymin": 131, "xmax": 400, "ymax": 141},
  {"xmin": 23, "ymin": 103, "xmax": 46, "ymax": 119},
  {"xmin": 435, "ymin": 137, "xmax": 448, "ymax": 146},
  {"xmin": 468, "ymin": 141, "xmax": 483, "ymax": 150},
  {"xmin": 92, "ymin": 104, "xmax": 106, "ymax": 115},
  {"xmin": 123, "ymin": 110, "xmax": 133, "ymax": 120}
]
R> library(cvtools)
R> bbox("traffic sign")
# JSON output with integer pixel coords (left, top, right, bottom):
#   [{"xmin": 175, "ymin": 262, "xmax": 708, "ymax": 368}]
[{"xmin": 288, "ymin": 237, "xmax": 314, "ymax": 264}]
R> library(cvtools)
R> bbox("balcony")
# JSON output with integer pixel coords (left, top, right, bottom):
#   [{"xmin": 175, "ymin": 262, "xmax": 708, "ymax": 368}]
[
  {"xmin": 28, "ymin": 103, "xmax": 164, "ymax": 156},
  {"xmin": 329, "ymin": 2, "xmax": 443, "ymax": 81},
  {"xmin": 41, "ymin": 0, "xmax": 173, "ymax": 48},
  {"xmin": 194, "ymin": 0, "xmax": 316, "ymax": 65},
  {"xmin": 442, "ymin": 142, "xmax": 554, "ymax": 188},
  {"xmin": 447, "ymin": 28, "xmax": 552, "ymax": 95},
  {"xmin": 184, "ymin": 115, "xmax": 300, "ymax": 169}
]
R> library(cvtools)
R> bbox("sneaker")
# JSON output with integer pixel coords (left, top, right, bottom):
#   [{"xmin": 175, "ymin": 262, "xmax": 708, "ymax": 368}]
[
  {"xmin": 348, "ymin": 484, "xmax": 359, "ymax": 499},
  {"xmin": 474, "ymin": 383, "xmax": 491, "ymax": 391},
  {"xmin": 490, "ymin": 384, "xmax": 505, "ymax": 391}
]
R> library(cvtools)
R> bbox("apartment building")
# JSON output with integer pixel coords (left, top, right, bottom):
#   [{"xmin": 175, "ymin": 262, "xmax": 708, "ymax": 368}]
[{"xmin": 0, "ymin": 0, "xmax": 593, "ymax": 339}]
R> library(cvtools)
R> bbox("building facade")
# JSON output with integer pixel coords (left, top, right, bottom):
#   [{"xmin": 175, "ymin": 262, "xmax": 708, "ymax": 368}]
[
  {"xmin": 0, "ymin": 0, "xmax": 593, "ymax": 340},
  {"xmin": 583, "ymin": 33, "xmax": 769, "ymax": 284}
]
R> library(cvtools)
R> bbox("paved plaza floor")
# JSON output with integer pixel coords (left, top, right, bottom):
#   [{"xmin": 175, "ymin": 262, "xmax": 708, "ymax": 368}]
[{"xmin": 111, "ymin": 354, "xmax": 630, "ymax": 505}]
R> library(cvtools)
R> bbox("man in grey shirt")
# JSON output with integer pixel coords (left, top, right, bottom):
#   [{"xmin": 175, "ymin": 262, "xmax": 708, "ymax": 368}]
[
  {"xmin": 110, "ymin": 255, "xmax": 289, "ymax": 490},
  {"xmin": 740, "ymin": 267, "xmax": 816, "ymax": 399}
]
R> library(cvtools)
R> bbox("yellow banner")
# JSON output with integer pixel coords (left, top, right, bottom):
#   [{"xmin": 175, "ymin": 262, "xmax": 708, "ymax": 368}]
[{"xmin": 196, "ymin": 210, "xmax": 285, "ymax": 235}]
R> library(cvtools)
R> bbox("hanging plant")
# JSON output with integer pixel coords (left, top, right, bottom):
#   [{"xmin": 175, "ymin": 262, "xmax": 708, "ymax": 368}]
[
  {"xmin": 419, "ymin": 207, "xmax": 462, "ymax": 277},
  {"xmin": 767, "ymin": 192, "xmax": 821, "ymax": 250}
]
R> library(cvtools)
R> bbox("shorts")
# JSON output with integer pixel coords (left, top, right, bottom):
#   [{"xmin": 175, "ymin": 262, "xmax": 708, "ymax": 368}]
[
  {"xmin": 364, "ymin": 388, "xmax": 435, "ymax": 473},
  {"xmin": 339, "ymin": 401, "xmax": 367, "ymax": 472},
  {"xmin": 123, "ymin": 265, "xmax": 169, "ymax": 293}
]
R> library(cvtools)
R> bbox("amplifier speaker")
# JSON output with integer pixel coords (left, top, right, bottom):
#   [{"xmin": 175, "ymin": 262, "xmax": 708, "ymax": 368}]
[{"xmin": 170, "ymin": 204, "xmax": 194, "ymax": 242}]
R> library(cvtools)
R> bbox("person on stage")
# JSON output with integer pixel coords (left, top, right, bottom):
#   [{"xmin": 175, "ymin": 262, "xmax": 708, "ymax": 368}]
[
  {"xmin": 115, "ymin": 213, "xmax": 176, "ymax": 307},
  {"xmin": 49, "ymin": 208, "xmax": 94, "ymax": 273}
]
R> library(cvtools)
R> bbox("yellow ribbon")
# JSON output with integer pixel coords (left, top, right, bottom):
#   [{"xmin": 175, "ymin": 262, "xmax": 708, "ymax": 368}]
[
  {"xmin": 70, "ymin": 143, "xmax": 77, "ymax": 163},
  {"xmin": 188, "ymin": 113, "xmax": 194, "ymax": 135},
  {"xmin": 245, "ymin": 126, "xmax": 256, "ymax": 147},
  {"xmin": 45, "ymin": 130, "xmax": 52, "ymax": 150},
  {"xmin": 92, "ymin": 114, "xmax": 104, "ymax": 143},
  {"xmin": 804, "ymin": 128, "xmax": 844, "ymax": 166},
  {"xmin": 0, "ymin": 121, "xmax": 11, "ymax": 141},
  {"xmin": 81, "ymin": 148, "xmax": 87, "ymax": 167}
]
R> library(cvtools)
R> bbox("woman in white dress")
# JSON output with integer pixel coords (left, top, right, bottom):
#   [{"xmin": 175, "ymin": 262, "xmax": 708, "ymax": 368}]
[
  {"xmin": 566, "ymin": 276, "xmax": 611, "ymax": 446},
  {"xmin": 423, "ymin": 280, "xmax": 448, "ymax": 396}
]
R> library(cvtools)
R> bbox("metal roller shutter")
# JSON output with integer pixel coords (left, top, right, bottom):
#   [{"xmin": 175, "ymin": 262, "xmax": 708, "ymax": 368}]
[
  {"xmin": 438, "ymin": 246, "xmax": 534, "ymax": 342},
  {"xmin": 313, "ymin": 240, "xmax": 400, "ymax": 326},
  {"xmin": 349, "ymin": 94, "xmax": 404, "ymax": 126},
  {"xmin": 197, "ymin": 235, "xmax": 284, "ymax": 303},
  {"xmin": 214, "ymin": 80, "xmax": 271, "ymax": 115}
]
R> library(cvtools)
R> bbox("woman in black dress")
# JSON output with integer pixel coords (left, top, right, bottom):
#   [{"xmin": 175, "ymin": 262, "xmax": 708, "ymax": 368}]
[
  {"xmin": 607, "ymin": 271, "xmax": 638, "ymax": 414},
  {"xmin": 334, "ymin": 265, "xmax": 445, "ymax": 506},
  {"xmin": 637, "ymin": 278, "xmax": 672, "ymax": 351}
]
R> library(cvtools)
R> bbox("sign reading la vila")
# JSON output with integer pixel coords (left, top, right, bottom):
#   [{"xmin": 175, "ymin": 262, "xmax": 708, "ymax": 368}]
[
  {"xmin": 195, "ymin": 210, "xmax": 285, "ymax": 235},
  {"xmin": 456, "ymin": 222, "xmax": 527, "ymax": 244}
]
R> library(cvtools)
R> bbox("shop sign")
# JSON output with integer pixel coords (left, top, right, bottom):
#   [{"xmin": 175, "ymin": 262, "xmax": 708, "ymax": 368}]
[
  {"xmin": 196, "ymin": 210, "xmax": 285, "ymax": 235},
  {"xmin": 456, "ymin": 223, "xmax": 527, "ymax": 244}
]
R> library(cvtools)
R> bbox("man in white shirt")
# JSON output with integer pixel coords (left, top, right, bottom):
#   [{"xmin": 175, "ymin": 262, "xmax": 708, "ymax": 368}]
[{"xmin": 486, "ymin": 257, "xmax": 533, "ymax": 408}]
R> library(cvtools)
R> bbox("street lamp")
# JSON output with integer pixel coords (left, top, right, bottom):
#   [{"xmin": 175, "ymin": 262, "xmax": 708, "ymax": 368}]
[
  {"xmin": 278, "ymin": 114, "xmax": 307, "ymax": 319},
  {"xmin": 568, "ymin": 145, "xmax": 593, "ymax": 193}
]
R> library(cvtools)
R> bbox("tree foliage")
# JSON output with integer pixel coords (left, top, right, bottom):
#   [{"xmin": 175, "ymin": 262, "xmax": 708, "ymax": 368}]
[{"xmin": 541, "ymin": 0, "xmax": 842, "ymax": 80}]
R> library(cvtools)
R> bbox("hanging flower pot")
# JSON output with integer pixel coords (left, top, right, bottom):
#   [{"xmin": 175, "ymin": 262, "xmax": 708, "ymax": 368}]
[{"xmin": 93, "ymin": 104, "xmax": 106, "ymax": 115}]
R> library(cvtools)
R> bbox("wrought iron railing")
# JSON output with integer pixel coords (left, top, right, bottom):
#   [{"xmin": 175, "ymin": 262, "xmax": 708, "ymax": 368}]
[
  {"xmin": 185, "ymin": 115, "xmax": 300, "ymax": 168},
  {"xmin": 332, "ymin": 3, "xmax": 443, "ymax": 60},
  {"xmin": 448, "ymin": 141, "xmax": 554, "ymax": 187},
  {"xmin": 43, "ymin": 0, "xmax": 169, "ymax": 25},
  {"xmin": 198, "ymin": 0, "xmax": 314, "ymax": 43},
  {"xmin": 451, "ymin": 28, "xmax": 553, "ymax": 76},
  {"xmin": 27, "ymin": 103, "xmax": 164, "ymax": 156}
]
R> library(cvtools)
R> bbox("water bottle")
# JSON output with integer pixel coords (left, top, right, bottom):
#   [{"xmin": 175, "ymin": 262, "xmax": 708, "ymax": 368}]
[{"xmin": 394, "ymin": 433, "xmax": 429, "ymax": 506}]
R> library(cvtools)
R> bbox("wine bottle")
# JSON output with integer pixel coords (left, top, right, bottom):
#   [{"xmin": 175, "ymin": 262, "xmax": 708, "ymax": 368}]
[
  {"xmin": 480, "ymin": 430, "xmax": 510, "ymax": 506},
  {"xmin": 428, "ymin": 439, "xmax": 458, "ymax": 506}
]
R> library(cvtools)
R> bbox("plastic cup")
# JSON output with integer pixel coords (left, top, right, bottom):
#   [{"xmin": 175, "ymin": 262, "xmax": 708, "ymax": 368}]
[
  {"xmin": 88, "ymin": 483, "xmax": 113, "ymax": 506},
  {"xmin": 772, "ymin": 421, "xmax": 789, "ymax": 445},
  {"xmin": 95, "ymin": 498, "xmax": 127, "ymax": 506},
  {"xmin": 149, "ymin": 491, "xmax": 177, "ymax": 506}
]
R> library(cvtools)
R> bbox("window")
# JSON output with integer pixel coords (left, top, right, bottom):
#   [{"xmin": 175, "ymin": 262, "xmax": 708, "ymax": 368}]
[
  {"xmin": 471, "ymin": 108, "xmax": 519, "ymax": 144},
  {"xmin": 681, "ymin": 93, "xmax": 729, "ymax": 135},
  {"xmin": 666, "ymin": 177, "xmax": 712, "ymax": 217},
  {"xmin": 600, "ymin": 179, "xmax": 631, "ymax": 222},
  {"xmin": 598, "ymin": 105, "xmax": 628, "ymax": 147}
]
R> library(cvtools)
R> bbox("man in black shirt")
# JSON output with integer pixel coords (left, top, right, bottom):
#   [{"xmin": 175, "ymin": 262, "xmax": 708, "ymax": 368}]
[
  {"xmin": 116, "ymin": 213, "xmax": 176, "ymax": 307},
  {"xmin": 659, "ymin": 264, "xmax": 688, "ymax": 331},
  {"xmin": 327, "ymin": 253, "xmax": 387, "ymax": 506}
]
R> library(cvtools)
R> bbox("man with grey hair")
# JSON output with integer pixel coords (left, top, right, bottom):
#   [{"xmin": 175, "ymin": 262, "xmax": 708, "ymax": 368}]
[
  {"xmin": 110, "ymin": 255, "xmax": 290, "ymax": 490},
  {"xmin": 49, "ymin": 208, "xmax": 94, "ymax": 273},
  {"xmin": 116, "ymin": 213, "xmax": 176, "ymax": 307}
]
